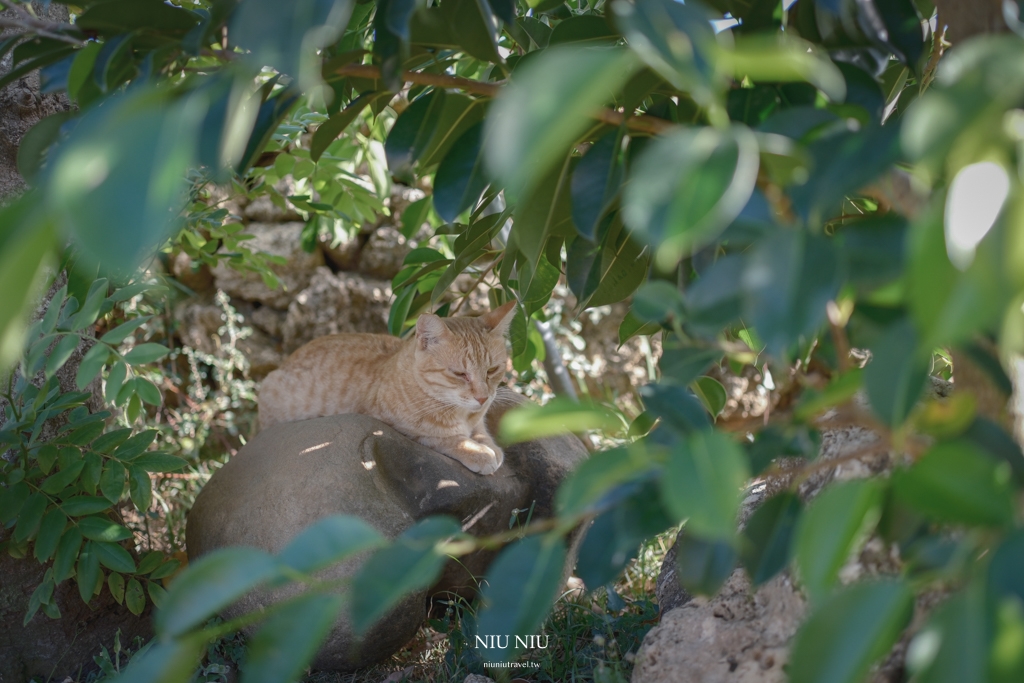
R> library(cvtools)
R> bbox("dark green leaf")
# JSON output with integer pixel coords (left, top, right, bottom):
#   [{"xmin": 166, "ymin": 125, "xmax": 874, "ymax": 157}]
[
  {"xmin": 864, "ymin": 317, "xmax": 929, "ymax": 427},
  {"xmin": 350, "ymin": 517, "xmax": 461, "ymax": 634},
  {"xmin": 95, "ymin": 541, "xmax": 137, "ymax": 573},
  {"xmin": 278, "ymin": 515, "xmax": 385, "ymax": 574},
  {"xmin": 0, "ymin": 480, "xmax": 30, "ymax": 524},
  {"xmin": 99, "ymin": 316, "xmax": 151, "ymax": 345},
  {"xmin": 795, "ymin": 479, "xmax": 884, "ymax": 604},
  {"xmin": 433, "ymin": 122, "xmax": 489, "ymax": 223},
  {"xmin": 157, "ymin": 547, "xmax": 282, "ymax": 637},
  {"xmin": 576, "ymin": 478, "xmax": 673, "ymax": 589},
  {"xmin": 549, "ymin": 15, "xmax": 619, "ymax": 46},
  {"xmin": 673, "ymin": 530, "xmax": 738, "ymax": 596},
  {"xmin": 34, "ymin": 508, "xmax": 67, "ymax": 562},
  {"xmin": 571, "ymin": 131, "xmax": 623, "ymax": 240},
  {"xmin": 15, "ymin": 493, "xmax": 48, "ymax": 543},
  {"xmin": 659, "ymin": 345, "xmax": 721, "ymax": 387},
  {"xmin": 311, "ymin": 91, "xmax": 391, "ymax": 162},
  {"xmin": 242, "ymin": 592, "xmax": 345, "ymax": 683},
  {"xmin": 108, "ymin": 571, "xmax": 125, "ymax": 604},
  {"xmin": 100, "ymin": 462, "xmax": 127, "ymax": 503},
  {"xmin": 75, "ymin": 343, "xmax": 110, "ymax": 390},
  {"xmin": 892, "ymin": 440, "xmax": 1015, "ymax": 528},
  {"xmin": 693, "ymin": 376, "xmax": 727, "ymax": 419},
  {"xmin": 123, "ymin": 342, "xmax": 169, "ymax": 364},
  {"xmin": 631, "ymin": 280, "xmax": 684, "ymax": 324},
  {"xmin": 660, "ymin": 430, "xmax": 749, "ymax": 539},
  {"xmin": 53, "ymin": 527, "xmax": 83, "ymax": 582},
  {"xmin": 611, "ymin": 0, "xmax": 720, "ymax": 104},
  {"xmin": 61, "ymin": 495, "xmax": 113, "ymax": 516},
  {"xmin": 77, "ymin": 541, "xmax": 101, "ymax": 603},
  {"xmin": 640, "ymin": 383, "xmax": 710, "ymax": 436},
  {"xmin": 476, "ymin": 535, "xmax": 567, "ymax": 661},
  {"xmin": 128, "ymin": 465, "xmax": 153, "ymax": 512},
  {"xmin": 556, "ymin": 447, "xmax": 655, "ymax": 518},
  {"xmin": 133, "ymin": 452, "xmax": 187, "ymax": 473},
  {"xmin": 110, "ymin": 638, "xmax": 203, "ymax": 683},
  {"xmin": 486, "ymin": 45, "xmax": 640, "ymax": 197},
  {"xmin": 623, "ymin": 126, "xmax": 760, "ymax": 267},
  {"xmin": 741, "ymin": 492, "xmax": 802, "ymax": 586},
  {"xmin": 113, "ymin": 430, "xmax": 157, "ymax": 461},
  {"xmin": 78, "ymin": 516, "xmax": 133, "ymax": 542},
  {"xmin": 789, "ymin": 580, "xmax": 914, "ymax": 683},
  {"xmin": 125, "ymin": 576, "xmax": 146, "ymax": 616},
  {"xmin": 740, "ymin": 230, "xmax": 843, "ymax": 358}
]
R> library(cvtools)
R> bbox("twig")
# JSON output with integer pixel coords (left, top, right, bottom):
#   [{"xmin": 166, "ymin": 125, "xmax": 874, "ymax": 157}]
[
  {"xmin": 450, "ymin": 256, "xmax": 500, "ymax": 314},
  {"xmin": 0, "ymin": 2, "xmax": 83, "ymax": 45},
  {"xmin": 332, "ymin": 63, "xmax": 675, "ymax": 136}
]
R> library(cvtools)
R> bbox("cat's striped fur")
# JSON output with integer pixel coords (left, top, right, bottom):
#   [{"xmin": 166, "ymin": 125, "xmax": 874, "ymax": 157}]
[{"xmin": 257, "ymin": 302, "xmax": 517, "ymax": 475}]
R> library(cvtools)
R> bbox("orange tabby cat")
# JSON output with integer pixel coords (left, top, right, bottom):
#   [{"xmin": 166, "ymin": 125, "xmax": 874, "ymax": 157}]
[{"xmin": 257, "ymin": 301, "xmax": 517, "ymax": 475}]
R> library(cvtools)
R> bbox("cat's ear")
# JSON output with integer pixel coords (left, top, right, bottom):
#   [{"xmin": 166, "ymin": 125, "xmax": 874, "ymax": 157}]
[
  {"xmin": 481, "ymin": 301, "xmax": 516, "ymax": 337},
  {"xmin": 416, "ymin": 313, "xmax": 450, "ymax": 349}
]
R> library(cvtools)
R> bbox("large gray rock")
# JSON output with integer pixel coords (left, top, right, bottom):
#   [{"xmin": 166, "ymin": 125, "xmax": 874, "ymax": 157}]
[
  {"xmin": 186, "ymin": 408, "xmax": 587, "ymax": 672},
  {"xmin": 632, "ymin": 570, "xmax": 805, "ymax": 683}
]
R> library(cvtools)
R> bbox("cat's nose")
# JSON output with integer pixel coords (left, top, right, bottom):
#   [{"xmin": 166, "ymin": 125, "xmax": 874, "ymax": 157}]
[{"xmin": 475, "ymin": 396, "xmax": 487, "ymax": 405}]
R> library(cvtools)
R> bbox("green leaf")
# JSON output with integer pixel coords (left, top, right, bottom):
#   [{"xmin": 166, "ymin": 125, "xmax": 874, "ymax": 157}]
[
  {"xmin": 156, "ymin": 547, "xmax": 282, "ymax": 637},
  {"xmin": 789, "ymin": 580, "xmax": 914, "ymax": 683},
  {"xmin": 128, "ymin": 465, "xmax": 153, "ymax": 512},
  {"xmin": 430, "ymin": 212, "xmax": 506, "ymax": 303},
  {"xmin": 673, "ymin": 531, "xmax": 738, "ymax": 596},
  {"xmin": 108, "ymin": 571, "xmax": 125, "ymax": 604},
  {"xmin": 61, "ymin": 495, "xmax": 114, "ymax": 516},
  {"xmin": 133, "ymin": 452, "xmax": 187, "ymax": 473},
  {"xmin": 44, "ymin": 87, "xmax": 202, "ymax": 275},
  {"xmin": 76, "ymin": 342, "xmax": 110, "ymax": 390},
  {"xmin": 659, "ymin": 345, "xmax": 721, "ymax": 386},
  {"xmin": 113, "ymin": 430, "xmax": 157, "ymax": 461},
  {"xmin": 795, "ymin": 479, "xmax": 884, "ymax": 604},
  {"xmin": 795, "ymin": 369, "xmax": 864, "ymax": 421},
  {"xmin": 99, "ymin": 316, "xmax": 151, "ymax": 345},
  {"xmin": 486, "ymin": 45, "xmax": 640, "ymax": 198},
  {"xmin": 631, "ymin": 281, "xmax": 684, "ymax": 324},
  {"xmin": 385, "ymin": 90, "xmax": 447, "ymax": 182},
  {"xmin": 137, "ymin": 550, "xmax": 165, "ymax": 575},
  {"xmin": 100, "ymin": 462, "xmax": 127, "ymax": 503},
  {"xmin": 446, "ymin": 0, "xmax": 502, "ymax": 62},
  {"xmin": 70, "ymin": 278, "xmax": 108, "ymax": 331},
  {"xmin": 499, "ymin": 397, "xmax": 623, "ymax": 443},
  {"xmin": 692, "ymin": 376, "xmax": 727, "ymax": 419},
  {"xmin": 351, "ymin": 517, "xmax": 461, "ymax": 634},
  {"xmin": 863, "ymin": 317, "xmax": 929, "ymax": 427},
  {"xmin": 95, "ymin": 541, "xmax": 137, "ymax": 573},
  {"xmin": 639, "ymin": 383, "xmax": 710, "ymax": 435},
  {"xmin": 105, "ymin": 362, "xmax": 127, "ymax": 404},
  {"xmin": 230, "ymin": 0, "xmax": 352, "ymax": 84},
  {"xmin": 575, "ymin": 478, "xmax": 673, "ymax": 589},
  {"xmin": 34, "ymin": 508, "xmax": 67, "ymax": 562},
  {"xmin": 53, "ymin": 526, "xmax": 83, "ymax": 582},
  {"xmin": 0, "ymin": 480, "xmax": 30, "ymax": 524},
  {"xmin": 311, "ymin": 91, "xmax": 391, "ymax": 162},
  {"xmin": 77, "ymin": 541, "xmax": 101, "ymax": 603},
  {"xmin": 907, "ymin": 583, "xmax": 988, "ymax": 683},
  {"xmin": 740, "ymin": 230, "xmax": 843, "ymax": 358},
  {"xmin": 612, "ymin": 0, "xmax": 721, "ymax": 105},
  {"xmin": 570, "ymin": 131, "xmax": 623, "ymax": 240},
  {"xmin": 0, "ymin": 198, "xmax": 57, "ymax": 372},
  {"xmin": 79, "ymin": 516, "xmax": 133, "ymax": 543},
  {"xmin": 721, "ymin": 34, "xmax": 847, "ymax": 104},
  {"xmin": 556, "ymin": 446, "xmax": 656, "ymax": 518},
  {"xmin": 148, "ymin": 582, "xmax": 168, "ymax": 609},
  {"xmin": 278, "ymin": 514, "xmax": 385, "ymax": 574},
  {"xmin": 476, "ymin": 535, "xmax": 567, "ymax": 661},
  {"xmin": 581, "ymin": 215, "xmax": 650, "ymax": 309},
  {"xmin": 400, "ymin": 195, "xmax": 432, "ymax": 239},
  {"xmin": 123, "ymin": 343, "xmax": 169, "ymax": 365},
  {"xmin": 18, "ymin": 110, "xmax": 76, "ymax": 183},
  {"xmin": 45, "ymin": 334, "xmax": 81, "ymax": 378},
  {"xmin": 618, "ymin": 309, "xmax": 662, "ymax": 345},
  {"xmin": 125, "ymin": 577, "xmax": 146, "ymax": 616},
  {"xmin": 109, "ymin": 638, "xmax": 203, "ymax": 683},
  {"xmin": 623, "ymin": 126, "xmax": 760, "ymax": 268},
  {"xmin": 508, "ymin": 154, "xmax": 576, "ymax": 285},
  {"xmin": 15, "ymin": 493, "xmax": 48, "ymax": 543},
  {"xmin": 660, "ymin": 430, "xmax": 749, "ymax": 539},
  {"xmin": 241, "ymin": 592, "xmax": 345, "ymax": 683},
  {"xmin": 433, "ymin": 122, "xmax": 489, "ymax": 223},
  {"xmin": 740, "ymin": 492, "xmax": 802, "ymax": 586},
  {"xmin": 892, "ymin": 440, "xmax": 1015, "ymax": 528},
  {"xmin": 149, "ymin": 558, "xmax": 181, "ymax": 580}
]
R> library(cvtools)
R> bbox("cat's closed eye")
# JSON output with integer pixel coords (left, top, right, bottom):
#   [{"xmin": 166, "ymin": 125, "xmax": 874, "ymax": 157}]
[
  {"xmin": 450, "ymin": 369, "xmax": 469, "ymax": 380},
  {"xmin": 487, "ymin": 366, "xmax": 501, "ymax": 375}
]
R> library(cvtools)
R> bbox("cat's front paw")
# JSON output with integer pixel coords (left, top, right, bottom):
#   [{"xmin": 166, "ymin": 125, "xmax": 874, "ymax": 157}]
[{"xmin": 453, "ymin": 439, "xmax": 502, "ymax": 475}]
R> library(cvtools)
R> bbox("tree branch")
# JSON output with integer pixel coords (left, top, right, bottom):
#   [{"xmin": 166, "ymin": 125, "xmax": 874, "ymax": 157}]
[{"xmin": 332, "ymin": 63, "xmax": 674, "ymax": 136}]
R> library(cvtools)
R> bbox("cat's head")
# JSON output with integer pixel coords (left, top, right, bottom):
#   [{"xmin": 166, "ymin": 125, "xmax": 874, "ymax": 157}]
[{"xmin": 413, "ymin": 301, "xmax": 516, "ymax": 411}]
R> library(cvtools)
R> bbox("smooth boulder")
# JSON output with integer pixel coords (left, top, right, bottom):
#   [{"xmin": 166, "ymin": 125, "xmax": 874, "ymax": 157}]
[{"xmin": 186, "ymin": 409, "xmax": 587, "ymax": 671}]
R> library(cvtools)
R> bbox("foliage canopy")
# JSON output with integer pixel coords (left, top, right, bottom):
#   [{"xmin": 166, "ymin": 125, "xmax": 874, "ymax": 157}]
[{"xmin": 3, "ymin": 0, "xmax": 1024, "ymax": 681}]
